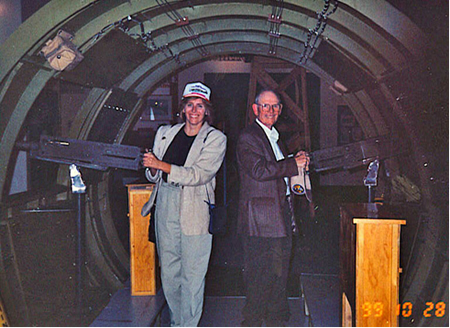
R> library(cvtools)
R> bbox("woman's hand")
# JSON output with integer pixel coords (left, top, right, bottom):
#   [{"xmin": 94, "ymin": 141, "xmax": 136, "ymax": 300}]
[
  {"xmin": 143, "ymin": 152, "xmax": 159, "ymax": 169},
  {"xmin": 143, "ymin": 152, "xmax": 171, "ymax": 174}
]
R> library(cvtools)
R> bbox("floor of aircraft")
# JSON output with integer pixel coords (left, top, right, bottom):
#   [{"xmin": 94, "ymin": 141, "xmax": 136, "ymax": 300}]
[{"xmin": 91, "ymin": 186, "xmax": 349, "ymax": 326}]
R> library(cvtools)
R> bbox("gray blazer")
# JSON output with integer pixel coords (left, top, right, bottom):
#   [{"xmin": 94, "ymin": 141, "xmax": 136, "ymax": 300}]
[
  {"xmin": 141, "ymin": 122, "xmax": 227, "ymax": 235},
  {"xmin": 236, "ymin": 122, "xmax": 298, "ymax": 237}
]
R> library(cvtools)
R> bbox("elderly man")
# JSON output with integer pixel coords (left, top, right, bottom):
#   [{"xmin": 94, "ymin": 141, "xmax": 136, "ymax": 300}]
[{"xmin": 236, "ymin": 89, "xmax": 309, "ymax": 326}]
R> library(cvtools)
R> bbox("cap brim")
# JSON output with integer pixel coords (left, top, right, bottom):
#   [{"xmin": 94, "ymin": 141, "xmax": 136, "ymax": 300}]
[{"xmin": 182, "ymin": 92, "xmax": 210, "ymax": 102}]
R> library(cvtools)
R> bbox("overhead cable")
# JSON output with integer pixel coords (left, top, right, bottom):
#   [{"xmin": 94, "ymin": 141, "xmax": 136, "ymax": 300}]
[
  {"xmin": 299, "ymin": 0, "xmax": 339, "ymax": 64},
  {"xmin": 268, "ymin": 0, "xmax": 284, "ymax": 55},
  {"xmin": 156, "ymin": 0, "xmax": 209, "ymax": 57}
]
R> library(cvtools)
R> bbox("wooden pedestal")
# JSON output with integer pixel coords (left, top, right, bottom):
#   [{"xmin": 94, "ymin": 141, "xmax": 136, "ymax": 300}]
[
  {"xmin": 340, "ymin": 203, "xmax": 406, "ymax": 327},
  {"xmin": 127, "ymin": 183, "xmax": 157, "ymax": 296}
]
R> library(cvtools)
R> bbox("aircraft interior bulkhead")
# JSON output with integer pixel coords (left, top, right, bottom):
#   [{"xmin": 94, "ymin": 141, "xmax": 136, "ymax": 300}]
[{"xmin": 0, "ymin": 0, "xmax": 447, "ymax": 326}]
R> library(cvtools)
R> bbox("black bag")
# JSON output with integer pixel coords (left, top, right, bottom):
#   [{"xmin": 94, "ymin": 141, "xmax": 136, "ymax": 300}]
[
  {"xmin": 207, "ymin": 202, "xmax": 228, "ymax": 235},
  {"xmin": 205, "ymin": 185, "xmax": 228, "ymax": 235},
  {"xmin": 148, "ymin": 204, "xmax": 156, "ymax": 243}
]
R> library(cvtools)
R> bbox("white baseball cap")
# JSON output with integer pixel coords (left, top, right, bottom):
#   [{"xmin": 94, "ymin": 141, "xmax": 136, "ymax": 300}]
[{"xmin": 182, "ymin": 82, "xmax": 211, "ymax": 102}]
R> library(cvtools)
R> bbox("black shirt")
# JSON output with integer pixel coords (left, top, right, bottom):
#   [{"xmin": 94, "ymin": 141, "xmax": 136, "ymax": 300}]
[{"xmin": 162, "ymin": 128, "xmax": 197, "ymax": 182}]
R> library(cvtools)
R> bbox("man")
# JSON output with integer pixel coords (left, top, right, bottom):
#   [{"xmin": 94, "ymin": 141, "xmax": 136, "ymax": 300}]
[{"xmin": 236, "ymin": 89, "xmax": 309, "ymax": 326}]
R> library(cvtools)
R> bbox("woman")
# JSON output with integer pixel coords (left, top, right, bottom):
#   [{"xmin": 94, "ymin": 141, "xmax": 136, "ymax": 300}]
[{"xmin": 141, "ymin": 82, "xmax": 227, "ymax": 327}]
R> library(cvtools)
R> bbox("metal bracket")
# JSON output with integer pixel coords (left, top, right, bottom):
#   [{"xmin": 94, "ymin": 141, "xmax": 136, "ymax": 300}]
[
  {"xmin": 268, "ymin": 14, "xmax": 282, "ymax": 24},
  {"xmin": 175, "ymin": 17, "xmax": 189, "ymax": 26}
]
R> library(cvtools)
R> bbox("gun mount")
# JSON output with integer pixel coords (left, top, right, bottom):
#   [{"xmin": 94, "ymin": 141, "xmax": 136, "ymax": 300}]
[{"xmin": 364, "ymin": 159, "xmax": 380, "ymax": 203}]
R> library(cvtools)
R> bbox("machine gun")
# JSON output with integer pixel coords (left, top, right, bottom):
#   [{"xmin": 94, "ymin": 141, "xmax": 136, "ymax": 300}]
[
  {"xmin": 309, "ymin": 134, "xmax": 406, "ymax": 173},
  {"xmin": 16, "ymin": 134, "xmax": 406, "ymax": 174},
  {"xmin": 16, "ymin": 135, "xmax": 144, "ymax": 171},
  {"xmin": 308, "ymin": 134, "xmax": 407, "ymax": 203}
]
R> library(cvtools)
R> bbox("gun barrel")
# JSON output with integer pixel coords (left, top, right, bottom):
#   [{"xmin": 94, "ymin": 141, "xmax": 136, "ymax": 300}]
[
  {"xmin": 15, "ymin": 136, "xmax": 144, "ymax": 171},
  {"xmin": 15, "ymin": 141, "xmax": 39, "ymax": 151}
]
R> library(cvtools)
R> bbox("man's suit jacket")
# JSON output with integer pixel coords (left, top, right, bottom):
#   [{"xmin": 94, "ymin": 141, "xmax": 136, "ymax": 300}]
[
  {"xmin": 141, "ymin": 122, "xmax": 227, "ymax": 235},
  {"xmin": 236, "ymin": 122, "xmax": 298, "ymax": 237}
]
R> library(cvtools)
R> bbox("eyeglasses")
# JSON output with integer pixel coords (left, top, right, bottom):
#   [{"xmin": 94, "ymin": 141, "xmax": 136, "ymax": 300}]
[{"xmin": 256, "ymin": 103, "xmax": 282, "ymax": 112}]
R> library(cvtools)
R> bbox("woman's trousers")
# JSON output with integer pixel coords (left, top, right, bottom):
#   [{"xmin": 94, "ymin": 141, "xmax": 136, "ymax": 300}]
[{"xmin": 155, "ymin": 181, "xmax": 212, "ymax": 327}]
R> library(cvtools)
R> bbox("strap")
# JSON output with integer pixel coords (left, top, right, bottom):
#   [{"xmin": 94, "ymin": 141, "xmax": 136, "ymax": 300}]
[
  {"xmin": 304, "ymin": 170, "xmax": 313, "ymax": 203},
  {"xmin": 205, "ymin": 184, "xmax": 211, "ymax": 204},
  {"xmin": 202, "ymin": 128, "xmax": 214, "ymax": 203},
  {"xmin": 203, "ymin": 128, "xmax": 214, "ymax": 143},
  {"xmin": 203, "ymin": 127, "xmax": 227, "ymax": 206}
]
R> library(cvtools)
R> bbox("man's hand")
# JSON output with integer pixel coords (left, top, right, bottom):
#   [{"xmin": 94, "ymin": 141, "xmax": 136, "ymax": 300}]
[{"xmin": 295, "ymin": 150, "xmax": 310, "ymax": 171}]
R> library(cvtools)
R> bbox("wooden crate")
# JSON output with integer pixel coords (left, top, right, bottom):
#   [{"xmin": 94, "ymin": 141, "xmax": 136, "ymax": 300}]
[
  {"xmin": 127, "ymin": 183, "xmax": 157, "ymax": 296},
  {"xmin": 340, "ymin": 203, "xmax": 406, "ymax": 327}
]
